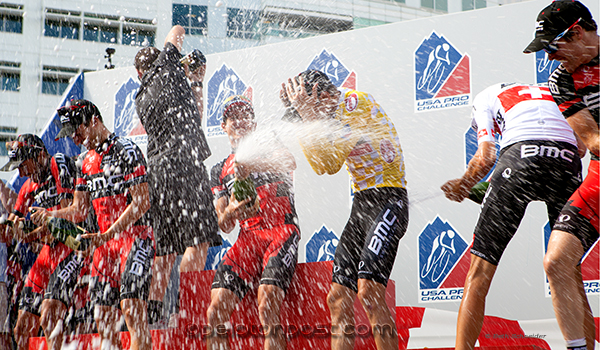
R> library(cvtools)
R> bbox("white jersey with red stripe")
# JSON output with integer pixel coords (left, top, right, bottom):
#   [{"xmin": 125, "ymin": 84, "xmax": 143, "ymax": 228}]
[{"xmin": 471, "ymin": 83, "xmax": 577, "ymax": 150}]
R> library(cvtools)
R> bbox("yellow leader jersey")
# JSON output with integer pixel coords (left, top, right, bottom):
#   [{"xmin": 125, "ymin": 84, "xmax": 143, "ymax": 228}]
[{"xmin": 299, "ymin": 88, "xmax": 407, "ymax": 192}]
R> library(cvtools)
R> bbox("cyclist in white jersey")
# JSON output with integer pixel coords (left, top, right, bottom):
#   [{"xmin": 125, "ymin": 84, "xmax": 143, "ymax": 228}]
[{"xmin": 441, "ymin": 82, "xmax": 586, "ymax": 350}]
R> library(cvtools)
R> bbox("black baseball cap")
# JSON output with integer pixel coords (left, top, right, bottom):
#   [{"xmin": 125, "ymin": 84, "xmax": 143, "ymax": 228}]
[
  {"xmin": 523, "ymin": 0, "xmax": 593, "ymax": 53},
  {"xmin": 0, "ymin": 134, "xmax": 46, "ymax": 171},
  {"xmin": 55, "ymin": 99, "xmax": 100, "ymax": 140}
]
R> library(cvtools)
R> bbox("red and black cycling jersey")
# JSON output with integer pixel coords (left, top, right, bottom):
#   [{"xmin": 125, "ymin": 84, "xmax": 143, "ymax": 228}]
[
  {"xmin": 13, "ymin": 153, "xmax": 75, "ymax": 217},
  {"xmin": 210, "ymin": 153, "xmax": 297, "ymax": 230},
  {"xmin": 548, "ymin": 55, "xmax": 599, "ymax": 159},
  {"xmin": 75, "ymin": 134, "xmax": 149, "ymax": 233}
]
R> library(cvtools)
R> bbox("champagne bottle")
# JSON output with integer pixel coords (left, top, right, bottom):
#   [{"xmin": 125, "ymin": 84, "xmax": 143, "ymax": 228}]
[
  {"xmin": 3, "ymin": 219, "xmax": 36, "ymax": 233},
  {"xmin": 469, "ymin": 181, "xmax": 490, "ymax": 204},
  {"xmin": 46, "ymin": 217, "xmax": 90, "ymax": 251},
  {"xmin": 232, "ymin": 177, "xmax": 257, "ymax": 207}
]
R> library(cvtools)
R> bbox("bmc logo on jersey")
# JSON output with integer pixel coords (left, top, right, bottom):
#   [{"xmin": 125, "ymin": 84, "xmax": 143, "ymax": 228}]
[
  {"xmin": 414, "ymin": 31, "xmax": 471, "ymax": 113},
  {"xmin": 306, "ymin": 49, "xmax": 356, "ymax": 90},
  {"xmin": 418, "ymin": 216, "xmax": 470, "ymax": 302},
  {"xmin": 535, "ymin": 51, "xmax": 561, "ymax": 84},
  {"xmin": 206, "ymin": 64, "xmax": 252, "ymax": 138},
  {"xmin": 114, "ymin": 77, "xmax": 147, "ymax": 149},
  {"xmin": 543, "ymin": 223, "xmax": 599, "ymax": 296},
  {"xmin": 305, "ymin": 225, "xmax": 339, "ymax": 263}
]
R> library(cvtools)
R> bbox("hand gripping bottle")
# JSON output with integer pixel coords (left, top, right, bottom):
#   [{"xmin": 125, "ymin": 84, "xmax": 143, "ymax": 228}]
[
  {"xmin": 468, "ymin": 181, "xmax": 490, "ymax": 204},
  {"xmin": 232, "ymin": 177, "xmax": 257, "ymax": 207},
  {"xmin": 46, "ymin": 217, "xmax": 90, "ymax": 251}
]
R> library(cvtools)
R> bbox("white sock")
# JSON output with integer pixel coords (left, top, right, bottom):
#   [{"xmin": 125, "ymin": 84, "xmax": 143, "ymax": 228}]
[{"xmin": 566, "ymin": 338, "xmax": 586, "ymax": 349}]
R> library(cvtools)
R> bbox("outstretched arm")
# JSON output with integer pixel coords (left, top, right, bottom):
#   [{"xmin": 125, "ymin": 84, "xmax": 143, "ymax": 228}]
[
  {"xmin": 441, "ymin": 141, "xmax": 496, "ymax": 202},
  {"xmin": 164, "ymin": 25, "xmax": 185, "ymax": 52}
]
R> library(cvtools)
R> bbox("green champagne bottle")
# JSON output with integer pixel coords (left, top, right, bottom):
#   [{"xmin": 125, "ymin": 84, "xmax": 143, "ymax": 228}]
[
  {"xmin": 46, "ymin": 217, "xmax": 90, "ymax": 251},
  {"xmin": 469, "ymin": 181, "xmax": 490, "ymax": 204},
  {"xmin": 232, "ymin": 177, "xmax": 257, "ymax": 207}
]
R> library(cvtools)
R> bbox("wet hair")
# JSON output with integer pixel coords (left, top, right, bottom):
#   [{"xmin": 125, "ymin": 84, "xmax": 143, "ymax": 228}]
[
  {"xmin": 297, "ymin": 69, "xmax": 338, "ymax": 97},
  {"xmin": 222, "ymin": 95, "xmax": 254, "ymax": 123},
  {"xmin": 134, "ymin": 47, "xmax": 161, "ymax": 73}
]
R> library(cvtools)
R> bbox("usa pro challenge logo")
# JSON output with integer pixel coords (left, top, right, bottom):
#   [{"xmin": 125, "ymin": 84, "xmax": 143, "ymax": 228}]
[
  {"xmin": 535, "ymin": 51, "xmax": 561, "ymax": 84},
  {"xmin": 418, "ymin": 216, "xmax": 471, "ymax": 302},
  {"xmin": 542, "ymin": 222, "xmax": 599, "ymax": 296},
  {"xmin": 114, "ymin": 77, "xmax": 147, "ymax": 149},
  {"xmin": 414, "ymin": 32, "xmax": 471, "ymax": 113},
  {"xmin": 204, "ymin": 238, "xmax": 233, "ymax": 270},
  {"xmin": 306, "ymin": 49, "xmax": 356, "ymax": 91},
  {"xmin": 305, "ymin": 225, "xmax": 339, "ymax": 263},
  {"xmin": 206, "ymin": 64, "xmax": 253, "ymax": 138}
]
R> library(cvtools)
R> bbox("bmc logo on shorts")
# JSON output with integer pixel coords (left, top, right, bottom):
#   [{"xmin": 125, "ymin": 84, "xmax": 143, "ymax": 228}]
[
  {"xmin": 414, "ymin": 32, "xmax": 471, "ymax": 113},
  {"xmin": 542, "ymin": 222, "xmax": 599, "ymax": 296},
  {"xmin": 520, "ymin": 144, "xmax": 575, "ymax": 162},
  {"xmin": 418, "ymin": 216, "xmax": 470, "ymax": 302},
  {"xmin": 205, "ymin": 64, "xmax": 252, "ymax": 138}
]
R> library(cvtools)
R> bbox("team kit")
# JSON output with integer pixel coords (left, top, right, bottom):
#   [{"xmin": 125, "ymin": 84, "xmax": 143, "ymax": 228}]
[{"xmin": 0, "ymin": 1, "xmax": 598, "ymax": 350}]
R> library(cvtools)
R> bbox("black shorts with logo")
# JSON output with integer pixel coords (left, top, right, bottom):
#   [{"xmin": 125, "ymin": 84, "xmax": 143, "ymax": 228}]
[
  {"xmin": 471, "ymin": 140, "xmax": 581, "ymax": 265},
  {"xmin": 333, "ymin": 187, "xmax": 408, "ymax": 293},
  {"xmin": 148, "ymin": 155, "xmax": 221, "ymax": 256}
]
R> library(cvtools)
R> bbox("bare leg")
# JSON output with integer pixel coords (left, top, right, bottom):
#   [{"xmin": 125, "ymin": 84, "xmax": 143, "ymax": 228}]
[
  {"xmin": 327, "ymin": 282, "xmax": 356, "ymax": 350},
  {"xmin": 258, "ymin": 284, "xmax": 286, "ymax": 350},
  {"xmin": 95, "ymin": 305, "xmax": 122, "ymax": 350},
  {"xmin": 14, "ymin": 310, "xmax": 40, "ymax": 350},
  {"xmin": 148, "ymin": 253, "xmax": 177, "ymax": 302},
  {"xmin": 356, "ymin": 279, "xmax": 397, "ymax": 350},
  {"xmin": 121, "ymin": 299, "xmax": 151, "ymax": 350},
  {"xmin": 455, "ymin": 255, "xmax": 497, "ymax": 350},
  {"xmin": 180, "ymin": 242, "xmax": 209, "ymax": 273},
  {"xmin": 39, "ymin": 299, "xmax": 68, "ymax": 350},
  {"xmin": 544, "ymin": 230, "xmax": 587, "ymax": 344},
  {"xmin": 206, "ymin": 288, "xmax": 239, "ymax": 350}
]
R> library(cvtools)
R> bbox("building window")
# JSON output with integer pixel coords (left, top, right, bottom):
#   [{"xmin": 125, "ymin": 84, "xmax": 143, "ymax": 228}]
[
  {"xmin": 173, "ymin": 4, "xmax": 207, "ymax": 35},
  {"xmin": 44, "ymin": 9, "xmax": 81, "ymax": 39},
  {"xmin": 354, "ymin": 18, "xmax": 388, "ymax": 30},
  {"xmin": 0, "ymin": 3, "xmax": 23, "ymax": 33},
  {"xmin": 0, "ymin": 129, "xmax": 18, "ymax": 156},
  {"xmin": 261, "ymin": 7, "xmax": 353, "ymax": 38},
  {"xmin": 227, "ymin": 8, "xmax": 260, "ymax": 39},
  {"xmin": 422, "ymin": 0, "xmax": 448, "ymax": 12},
  {"xmin": 462, "ymin": 0, "xmax": 486, "ymax": 11},
  {"xmin": 41, "ymin": 66, "xmax": 78, "ymax": 95},
  {"xmin": 0, "ymin": 61, "xmax": 20, "ymax": 92},
  {"xmin": 83, "ymin": 23, "xmax": 118, "ymax": 43},
  {"xmin": 43, "ymin": 9, "xmax": 156, "ymax": 46},
  {"xmin": 122, "ymin": 26, "xmax": 155, "ymax": 46}
]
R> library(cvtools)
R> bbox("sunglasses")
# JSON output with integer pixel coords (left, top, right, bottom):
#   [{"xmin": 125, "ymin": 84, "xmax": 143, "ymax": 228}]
[{"xmin": 543, "ymin": 18, "xmax": 581, "ymax": 54}]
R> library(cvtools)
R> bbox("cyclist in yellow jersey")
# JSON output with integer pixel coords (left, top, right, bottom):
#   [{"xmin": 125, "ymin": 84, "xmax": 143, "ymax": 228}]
[{"xmin": 282, "ymin": 70, "xmax": 408, "ymax": 350}]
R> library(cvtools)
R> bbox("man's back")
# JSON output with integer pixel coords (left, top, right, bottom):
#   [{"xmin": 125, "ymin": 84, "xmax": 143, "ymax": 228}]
[
  {"xmin": 471, "ymin": 83, "xmax": 577, "ymax": 150},
  {"xmin": 135, "ymin": 42, "xmax": 211, "ymax": 162}
]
